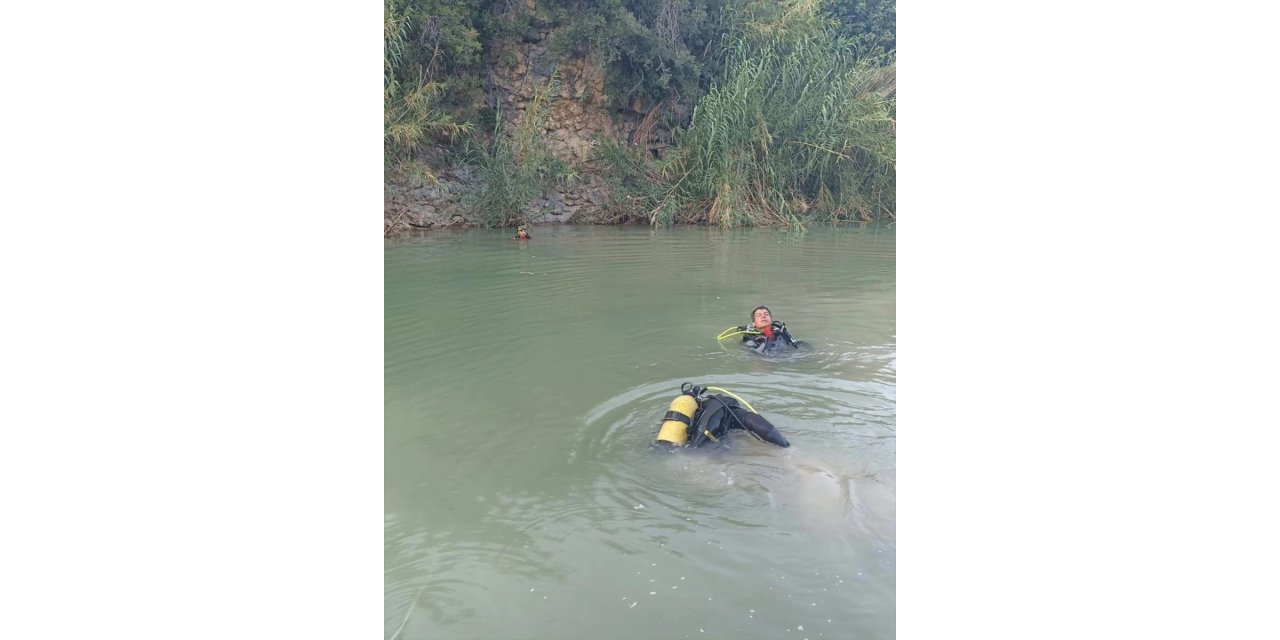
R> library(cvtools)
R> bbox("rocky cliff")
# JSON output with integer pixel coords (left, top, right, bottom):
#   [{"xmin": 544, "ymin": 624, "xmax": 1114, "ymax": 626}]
[{"xmin": 384, "ymin": 29, "xmax": 674, "ymax": 235}]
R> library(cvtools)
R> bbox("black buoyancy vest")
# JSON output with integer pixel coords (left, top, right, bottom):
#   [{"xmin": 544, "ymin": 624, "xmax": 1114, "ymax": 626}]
[
  {"xmin": 687, "ymin": 395, "xmax": 790, "ymax": 448},
  {"xmin": 742, "ymin": 321, "xmax": 798, "ymax": 353}
]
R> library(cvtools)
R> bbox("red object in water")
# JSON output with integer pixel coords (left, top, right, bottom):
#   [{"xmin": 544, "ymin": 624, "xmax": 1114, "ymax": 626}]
[{"xmin": 762, "ymin": 325, "xmax": 774, "ymax": 339}]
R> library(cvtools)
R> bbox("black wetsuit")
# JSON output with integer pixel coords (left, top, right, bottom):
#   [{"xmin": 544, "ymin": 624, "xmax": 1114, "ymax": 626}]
[
  {"xmin": 684, "ymin": 395, "xmax": 790, "ymax": 448},
  {"xmin": 741, "ymin": 321, "xmax": 799, "ymax": 354}
]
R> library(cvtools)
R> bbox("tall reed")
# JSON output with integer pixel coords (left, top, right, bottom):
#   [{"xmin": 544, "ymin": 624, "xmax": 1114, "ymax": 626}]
[
  {"xmin": 663, "ymin": 9, "xmax": 896, "ymax": 227},
  {"xmin": 385, "ymin": 1, "xmax": 473, "ymax": 184}
]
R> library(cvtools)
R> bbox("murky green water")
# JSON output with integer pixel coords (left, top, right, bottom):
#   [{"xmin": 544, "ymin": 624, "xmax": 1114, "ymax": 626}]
[{"xmin": 386, "ymin": 225, "xmax": 895, "ymax": 639}]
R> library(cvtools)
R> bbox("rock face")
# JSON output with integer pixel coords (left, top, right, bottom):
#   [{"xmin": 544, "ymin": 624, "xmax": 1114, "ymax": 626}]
[
  {"xmin": 385, "ymin": 27, "xmax": 675, "ymax": 236},
  {"xmin": 383, "ymin": 165, "xmax": 477, "ymax": 232}
]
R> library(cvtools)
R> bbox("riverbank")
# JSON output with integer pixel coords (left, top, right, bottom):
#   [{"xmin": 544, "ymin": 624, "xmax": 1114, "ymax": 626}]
[{"xmin": 383, "ymin": 160, "xmax": 614, "ymax": 236}]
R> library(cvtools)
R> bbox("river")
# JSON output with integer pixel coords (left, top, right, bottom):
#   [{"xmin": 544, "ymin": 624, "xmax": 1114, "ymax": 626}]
[{"xmin": 386, "ymin": 225, "xmax": 896, "ymax": 639}]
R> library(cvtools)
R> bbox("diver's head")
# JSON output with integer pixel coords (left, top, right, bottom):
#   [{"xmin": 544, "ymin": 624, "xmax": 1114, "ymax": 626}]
[
  {"xmin": 750, "ymin": 305, "xmax": 772, "ymax": 330},
  {"xmin": 516, "ymin": 225, "xmax": 529, "ymax": 239}
]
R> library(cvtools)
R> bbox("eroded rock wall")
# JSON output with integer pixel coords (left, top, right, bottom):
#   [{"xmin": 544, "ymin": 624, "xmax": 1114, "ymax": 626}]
[{"xmin": 386, "ymin": 27, "xmax": 670, "ymax": 234}]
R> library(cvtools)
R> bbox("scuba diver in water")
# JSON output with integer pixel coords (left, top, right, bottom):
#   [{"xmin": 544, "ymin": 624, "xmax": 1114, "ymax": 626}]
[
  {"xmin": 513, "ymin": 225, "xmax": 531, "ymax": 240},
  {"xmin": 653, "ymin": 383, "xmax": 791, "ymax": 449},
  {"xmin": 716, "ymin": 305, "xmax": 799, "ymax": 354}
]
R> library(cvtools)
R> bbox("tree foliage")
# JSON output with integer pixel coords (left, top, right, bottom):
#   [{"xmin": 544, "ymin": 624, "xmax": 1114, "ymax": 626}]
[{"xmin": 827, "ymin": 0, "xmax": 896, "ymax": 58}]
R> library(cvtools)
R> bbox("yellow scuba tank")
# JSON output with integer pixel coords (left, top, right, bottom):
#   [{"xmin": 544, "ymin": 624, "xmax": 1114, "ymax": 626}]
[{"xmin": 655, "ymin": 394, "xmax": 699, "ymax": 446}]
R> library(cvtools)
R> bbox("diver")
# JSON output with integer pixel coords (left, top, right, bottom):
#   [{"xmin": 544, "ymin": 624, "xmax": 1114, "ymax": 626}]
[
  {"xmin": 513, "ymin": 225, "xmax": 531, "ymax": 240},
  {"xmin": 716, "ymin": 305, "xmax": 799, "ymax": 354},
  {"xmin": 653, "ymin": 383, "xmax": 791, "ymax": 449}
]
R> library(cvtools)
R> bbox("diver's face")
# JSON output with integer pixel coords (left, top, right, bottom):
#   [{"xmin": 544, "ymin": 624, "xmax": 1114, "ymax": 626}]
[{"xmin": 752, "ymin": 308, "xmax": 772, "ymax": 329}]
